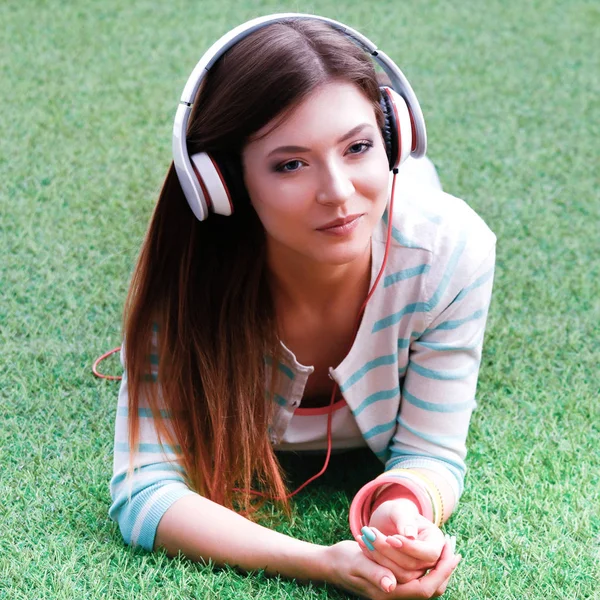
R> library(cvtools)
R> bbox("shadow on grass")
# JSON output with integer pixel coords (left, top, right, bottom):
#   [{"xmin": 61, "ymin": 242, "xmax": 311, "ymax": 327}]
[{"xmin": 276, "ymin": 447, "xmax": 382, "ymax": 499}]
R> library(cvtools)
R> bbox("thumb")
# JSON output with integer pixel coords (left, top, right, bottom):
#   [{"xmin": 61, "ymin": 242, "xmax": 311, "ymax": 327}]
[
  {"xmin": 377, "ymin": 571, "xmax": 397, "ymax": 594},
  {"xmin": 392, "ymin": 513, "xmax": 419, "ymax": 540},
  {"xmin": 399, "ymin": 523, "xmax": 418, "ymax": 540},
  {"xmin": 362, "ymin": 560, "xmax": 397, "ymax": 594}
]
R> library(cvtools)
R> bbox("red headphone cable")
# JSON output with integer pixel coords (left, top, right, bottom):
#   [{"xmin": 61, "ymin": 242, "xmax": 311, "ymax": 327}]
[{"xmin": 92, "ymin": 346, "xmax": 123, "ymax": 380}]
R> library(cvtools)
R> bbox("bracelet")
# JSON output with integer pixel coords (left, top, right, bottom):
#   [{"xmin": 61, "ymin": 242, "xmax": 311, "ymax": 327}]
[
  {"xmin": 348, "ymin": 473, "xmax": 434, "ymax": 538},
  {"xmin": 386, "ymin": 468, "xmax": 445, "ymax": 527},
  {"xmin": 381, "ymin": 469, "xmax": 439, "ymax": 526}
]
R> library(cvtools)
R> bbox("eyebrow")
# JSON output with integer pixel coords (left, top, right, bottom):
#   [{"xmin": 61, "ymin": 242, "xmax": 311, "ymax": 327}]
[{"xmin": 266, "ymin": 123, "xmax": 374, "ymax": 157}]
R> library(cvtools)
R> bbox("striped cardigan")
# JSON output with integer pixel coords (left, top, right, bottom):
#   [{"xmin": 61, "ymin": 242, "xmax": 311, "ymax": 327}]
[{"xmin": 109, "ymin": 170, "xmax": 496, "ymax": 551}]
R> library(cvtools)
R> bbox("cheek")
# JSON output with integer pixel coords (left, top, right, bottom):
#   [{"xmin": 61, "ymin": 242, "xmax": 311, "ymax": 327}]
[
  {"xmin": 359, "ymin": 150, "xmax": 391, "ymax": 202},
  {"xmin": 248, "ymin": 174, "xmax": 312, "ymax": 221},
  {"xmin": 245, "ymin": 180, "xmax": 305, "ymax": 241}
]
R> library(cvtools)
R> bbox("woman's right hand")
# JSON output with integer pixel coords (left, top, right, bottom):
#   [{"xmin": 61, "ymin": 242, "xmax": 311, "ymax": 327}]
[{"xmin": 324, "ymin": 538, "xmax": 461, "ymax": 599}]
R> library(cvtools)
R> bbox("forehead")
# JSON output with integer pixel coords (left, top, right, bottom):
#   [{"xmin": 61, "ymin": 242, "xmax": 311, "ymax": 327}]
[{"xmin": 247, "ymin": 81, "xmax": 378, "ymax": 151}]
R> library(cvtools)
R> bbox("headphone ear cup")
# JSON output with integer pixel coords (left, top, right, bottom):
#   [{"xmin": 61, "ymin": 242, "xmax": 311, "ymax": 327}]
[
  {"xmin": 379, "ymin": 87, "xmax": 398, "ymax": 170},
  {"xmin": 379, "ymin": 86, "xmax": 413, "ymax": 170},
  {"xmin": 211, "ymin": 152, "xmax": 251, "ymax": 211},
  {"xmin": 189, "ymin": 152, "xmax": 234, "ymax": 216}
]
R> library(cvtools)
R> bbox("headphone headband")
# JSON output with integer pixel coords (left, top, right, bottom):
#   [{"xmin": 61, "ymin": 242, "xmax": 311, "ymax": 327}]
[{"xmin": 173, "ymin": 13, "xmax": 427, "ymax": 220}]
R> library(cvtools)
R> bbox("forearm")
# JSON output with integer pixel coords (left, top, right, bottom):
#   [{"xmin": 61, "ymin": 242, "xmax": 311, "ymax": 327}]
[{"xmin": 154, "ymin": 493, "xmax": 330, "ymax": 583}]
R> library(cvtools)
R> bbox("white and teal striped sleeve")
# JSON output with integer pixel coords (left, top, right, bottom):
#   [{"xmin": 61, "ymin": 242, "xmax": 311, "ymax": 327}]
[
  {"xmin": 386, "ymin": 242, "xmax": 496, "ymax": 505},
  {"xmin": 108, "ymin": 348, "xmax": 197, "ymax": 551}
]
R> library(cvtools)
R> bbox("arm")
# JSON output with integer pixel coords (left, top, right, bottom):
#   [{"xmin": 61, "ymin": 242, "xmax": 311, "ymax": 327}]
[
  {"xmin": 154, "ymin": 493, "xmax": 329, "ymax": 580},
  {"xmin": 351, "ymin": 243, "xmax": 496, "ymax": 534},
  {"xmin": 350, "ymin": 244, "xmax": 495, "ymax": 583},
  {"xmin": 383, "ymin": 244, "xmax": 496, "ymax": 518},
  {"xmin": 371, "ymin": 468, "xmax": 456, "ymax": 522},
  {"xmin": 110, "ymin": 361, "xmax": 329, "ymax": 580},
  {"xmin": 109, "ymin": 359, "xmax": 197, "ymax": 550},
  {"xmin": 155, "ymin": 494, "xmax": 461, "ymax": 598}
]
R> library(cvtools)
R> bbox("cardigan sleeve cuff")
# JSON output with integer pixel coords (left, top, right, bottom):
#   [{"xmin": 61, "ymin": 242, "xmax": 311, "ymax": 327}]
[{"xmin": 115, "ymin": 483, "xmax": 197, "ymax": 551}]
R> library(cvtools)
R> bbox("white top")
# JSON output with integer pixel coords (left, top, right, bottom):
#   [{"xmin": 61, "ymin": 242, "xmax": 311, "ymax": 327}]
[{"xmin": 274, "ymin": 398, "xmax": 368, "ymax": 452}]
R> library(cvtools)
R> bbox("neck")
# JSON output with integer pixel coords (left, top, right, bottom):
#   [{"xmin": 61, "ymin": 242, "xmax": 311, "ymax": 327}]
[{"xmin": 266, "ymin": 240, "xmax": 372, "ymax": 315}]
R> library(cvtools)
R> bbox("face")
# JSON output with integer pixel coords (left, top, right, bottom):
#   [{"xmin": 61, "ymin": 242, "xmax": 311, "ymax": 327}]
[{"xmin": 241, "ymin": 80, "xmax": 390, "ymax": 268}]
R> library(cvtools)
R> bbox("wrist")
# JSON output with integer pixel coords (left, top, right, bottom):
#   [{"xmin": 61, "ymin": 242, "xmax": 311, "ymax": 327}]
[
  {"xmin": 372, "ymin": 497, "xmax": 421, "ymax": 520},
  {"xmin": 349, "ymin": 473, "xmax": 434, "ymax": 538},
  {"xmin": 321, "ymin": 542, "xmax": 344, "ymax": 585},
  {"xmin": 285, "ymin": 540, "xmax": 331, "ymax": 583},
  {"xmin": 370, "ymin": 483, "xmax": 421, "ymax": 514}
]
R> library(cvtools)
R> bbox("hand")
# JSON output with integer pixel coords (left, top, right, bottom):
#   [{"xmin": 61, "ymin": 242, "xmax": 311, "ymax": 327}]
[
  {"xmin": 359, "ymin": 499, "xmax": 446, "ymax": 583},
  {"xmin": 325, "ymin": 539, "xmax": 460, "ymax": 599}
]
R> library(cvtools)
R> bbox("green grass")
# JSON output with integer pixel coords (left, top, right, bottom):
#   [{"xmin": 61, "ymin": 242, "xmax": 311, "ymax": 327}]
[{"xmin": 1, "ymin": 0, "xmax": 599, "ymax": 598}]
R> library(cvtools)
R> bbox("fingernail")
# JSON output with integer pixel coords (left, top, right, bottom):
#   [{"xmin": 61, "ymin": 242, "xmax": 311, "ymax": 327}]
[
  {"xmin": 402, "ymin": 525, "xmax": 417, "ymax": 539},
  {"xmin": 361, "ymin": 526, "xmax": 377, "ymax": 542},
  {"xmin": 381, "ymin": 576, "xmax": 395, "ymax": 593},
  {"xmin": 451, "ymin": 535, "xmax": 457, "ymax": 553},
  {"xmin": 386, "ymin": 536, "xmax": 403, "ymax": 548},
  {"xmin": 361, "ymin": 535, "xmax": 375, "ymax": 551}
]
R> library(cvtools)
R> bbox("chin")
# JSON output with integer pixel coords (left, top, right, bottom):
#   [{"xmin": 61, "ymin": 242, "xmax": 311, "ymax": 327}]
[{"xmin": 311, "ymin": 239, "xmax": 371, "ymax": 266}]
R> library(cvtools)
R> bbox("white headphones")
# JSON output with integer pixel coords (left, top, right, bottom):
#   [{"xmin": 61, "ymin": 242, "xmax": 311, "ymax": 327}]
[{"xmin": 172, "ymin": 13, "xmax": 427, "ymax": 221}]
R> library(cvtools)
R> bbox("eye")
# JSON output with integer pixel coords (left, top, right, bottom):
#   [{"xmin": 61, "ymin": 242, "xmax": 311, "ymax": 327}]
[
  {"xmin": 274, "ymin": 159, "xmax": 304, "ymax": 173},
  {"xmin": 347, "ymin": 140, "xmax": 374, "ymax": 155}
]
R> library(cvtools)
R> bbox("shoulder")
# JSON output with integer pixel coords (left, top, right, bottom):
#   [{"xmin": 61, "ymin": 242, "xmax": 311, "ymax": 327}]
[
  {"xmin": 372, "ymin": 161, "xmax": 496, "ymax": 318},
  {"xmin": 375, "ymin": 169, "xmax": 496, "ymax": 276}
]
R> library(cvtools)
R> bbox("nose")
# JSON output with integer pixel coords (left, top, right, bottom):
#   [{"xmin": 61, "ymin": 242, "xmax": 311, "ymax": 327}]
[{"xmin": 316, "ymin": 160, "xmax": 355, "ymax": 205}]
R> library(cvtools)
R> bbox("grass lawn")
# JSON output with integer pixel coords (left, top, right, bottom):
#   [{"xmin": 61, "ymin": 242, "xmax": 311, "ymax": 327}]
[{"xmin": 1, "ymin": 0, "xmax": 598, "ymax": 598}]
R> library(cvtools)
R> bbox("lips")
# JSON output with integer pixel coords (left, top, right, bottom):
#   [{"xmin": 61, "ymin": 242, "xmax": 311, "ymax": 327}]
[{"xmin": 317, "ymin": 214, "xmax": 363, "ymax": 230}]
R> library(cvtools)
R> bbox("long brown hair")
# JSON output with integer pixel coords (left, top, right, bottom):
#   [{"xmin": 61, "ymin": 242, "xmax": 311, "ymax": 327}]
[{"xmin": 123, "ymin": 18, "xmax": 385, "ymax": 518}]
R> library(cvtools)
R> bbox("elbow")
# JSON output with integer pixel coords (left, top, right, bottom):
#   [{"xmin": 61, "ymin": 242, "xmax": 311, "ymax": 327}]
[{"xmin": 109, "ymin": 480, "xmax": 195, "ymax": 552}]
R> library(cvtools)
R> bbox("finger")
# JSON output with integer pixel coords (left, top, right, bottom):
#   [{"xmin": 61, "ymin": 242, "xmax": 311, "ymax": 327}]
[
  {"xmin": 389, "ymin": 534, "xmax": 442, "ymax": 563},
  {"xmin": 361, "ymin": 527, "xmax": 425, "ymax": 571},
  {"xmin": 386, "ymin": 535, "xmax": 404, "ymax": 549},
  {"xmin": 416, "ymin": 544, "xmax": 461, "ymax": 596},
  {"xmin": 434, "ymin": 576, "xmax": 450, "ymax": 597},
  {"xmin": 348, "ymin": 574, "xmax": 389, "ymax": 600},
  {"xmin": 433, "ymin": 558, "xmax": 460, "ymax": 598},
  {"xmin": 399, "ymin": 524, "xmax": 418, "ymax": 539},
  {"xmin": 355, "ymin": 553, "xmax": 398, "ymax": 595},
  {"xmin": 356, "ymin": 536, "xmax": 426, "ymax": 585},
  {"xmin": 391, "ymin": 541, "xmax": 460, "ymax": 598}
]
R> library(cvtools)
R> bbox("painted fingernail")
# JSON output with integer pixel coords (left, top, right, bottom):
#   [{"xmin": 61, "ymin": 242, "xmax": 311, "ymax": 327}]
[
  {"xmin": 380, "ymin": 576, "xmax": 395, "ymax": 593},
  {"xmin": 361, "ymin": 526, "xmax": 377, "ymax": 542},
  {"xmin": 451, "ymin": 535, "xmax": 457, "ymax": 552},
  {"xmin": 361, "ymin": 535, "xmax": 375, "ymax": 551}
]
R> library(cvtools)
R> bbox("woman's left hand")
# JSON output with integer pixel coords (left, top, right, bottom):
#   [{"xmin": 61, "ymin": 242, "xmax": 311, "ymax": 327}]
[{"xmin": 357, "ymin": 499, "xmax": 448, "ymax": 584}]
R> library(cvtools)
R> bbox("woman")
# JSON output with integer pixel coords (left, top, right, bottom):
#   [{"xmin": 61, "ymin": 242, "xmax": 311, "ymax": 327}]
[{"xmin": 109, "ymin": 15, "xmax": 495, "ymax": 599}]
